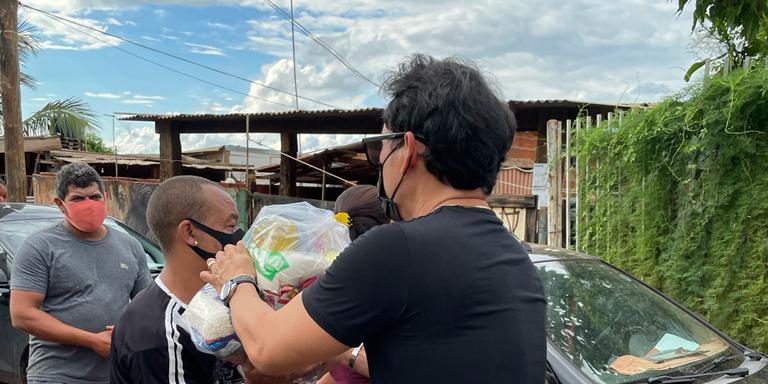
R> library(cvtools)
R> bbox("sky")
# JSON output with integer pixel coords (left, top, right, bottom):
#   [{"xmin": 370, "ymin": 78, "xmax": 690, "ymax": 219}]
[{"xmin": 19, "ymin": 0, "xmax": 700, "ymax": 155}]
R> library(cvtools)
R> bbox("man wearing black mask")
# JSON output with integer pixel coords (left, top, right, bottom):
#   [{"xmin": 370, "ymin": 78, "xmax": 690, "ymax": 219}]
[
  {"xmin": 201, "ymin": 55, "xmax": 547, "ymax": 384},
  {"xmin": 110, "ymin": 176, "xmax": 286, "ymax": 384}
]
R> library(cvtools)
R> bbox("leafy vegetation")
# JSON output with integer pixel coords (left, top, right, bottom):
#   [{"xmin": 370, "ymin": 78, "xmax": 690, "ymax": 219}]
[
  {"xmin": 576, "ymin": 63, "xmax": 768, "ymax": 352},
  {"xmin": 0, "ymin": 19, "xmax": 98, "ymax": 139},
  {"xmin": 677, "ymin": 0, "xmax": 768, "ymax": 80},
  {"xmin": 85, "ymin": 132, "xmax": 114, "ymax": 154}
]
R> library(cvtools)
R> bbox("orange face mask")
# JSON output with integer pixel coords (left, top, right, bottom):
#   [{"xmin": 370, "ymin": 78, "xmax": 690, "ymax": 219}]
[{"xmin": 63, "ymin": 198, "xmax": 107, "ymax": 233}]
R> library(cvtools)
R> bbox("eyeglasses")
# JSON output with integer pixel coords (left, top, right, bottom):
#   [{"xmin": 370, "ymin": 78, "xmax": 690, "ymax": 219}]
[{"xmin": 362, "ymin": 132, "xmax": 425, "ymax": 167}]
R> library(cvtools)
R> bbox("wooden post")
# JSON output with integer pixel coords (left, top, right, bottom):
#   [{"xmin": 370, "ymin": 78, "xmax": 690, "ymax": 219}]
[
  {"xmin": 1, "ymin": 0, "xmax": 26, "ymax": 202},
  {"xmin": 321, "ymin": 162, "xmax": 327, "ymax": 201},
  {"xmin": 565, "ymin": 119, "xmax": 572, "ymax": 249},
  {"xmin": 546, "ymin": 119, "xmax": 562, "ymax": 247},
  {"xmin": 279, "ymin": 132, "xmax": 298, "ymax": 196},
  {"xmin": 245, "ymin": 115, "xmax": 250, "ymax": 185},
  {"xmin": 158, "ymin": 121, "xmax": 182, "ymax": 180},
  {"xmin": 595, "ymin": 114, "xmax": 602, "ymax": 253},
  {"xmin": 575, "ymin": 118, "xmax": 581, "ymax": 252}
]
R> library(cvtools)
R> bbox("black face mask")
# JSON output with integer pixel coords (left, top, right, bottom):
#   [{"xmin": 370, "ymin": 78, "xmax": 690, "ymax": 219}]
[
  {"xmin": 377, "ymin": 144, "xmax": 408, "ymax": 222},
  {"xmin": 187, "ymin": 218, "xmax": 245, "ymax": 260}
]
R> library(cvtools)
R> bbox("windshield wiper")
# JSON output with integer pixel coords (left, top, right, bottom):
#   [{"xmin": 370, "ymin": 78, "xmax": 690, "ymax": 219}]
[
  {"xmin": 694, "ymin": 353, "xmax": 738, "ymax": 375},
  {"xmin": 647, "ymin": 367, "xmax": 749, "ymax": 384}
]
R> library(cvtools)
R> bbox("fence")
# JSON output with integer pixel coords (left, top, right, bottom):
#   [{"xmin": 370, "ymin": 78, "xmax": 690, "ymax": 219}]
[{"xmin": 545, "ymin": 111, "xmax": 627, "ymax": 252}]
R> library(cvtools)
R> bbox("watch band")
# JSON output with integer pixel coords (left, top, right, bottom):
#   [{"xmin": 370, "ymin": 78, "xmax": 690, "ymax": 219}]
[
  {"xmin": 348, "ymin": 344, "xmax": 363, "ymax": 369},
  {"xmin": 224, "ymin": 274, "xmax": 260, "ymax": 306}
]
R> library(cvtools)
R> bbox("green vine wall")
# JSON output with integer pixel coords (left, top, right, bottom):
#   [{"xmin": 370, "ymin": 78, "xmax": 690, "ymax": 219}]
[{"xmin": 576, "ymin": 65, "xmax": 768, "ymax": 351}]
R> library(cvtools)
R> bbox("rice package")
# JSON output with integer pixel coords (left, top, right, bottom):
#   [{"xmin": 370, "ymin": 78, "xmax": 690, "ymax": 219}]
[
  {"xmin": 182, "ymin": 284, "xmax": 244, "ymax": 362},
  {"xmin": 243, "ymin": 202, "xmax": 351, "ymax": 308}
]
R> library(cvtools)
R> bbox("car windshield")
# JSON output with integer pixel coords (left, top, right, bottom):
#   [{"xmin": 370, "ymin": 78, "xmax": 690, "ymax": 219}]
[
  {"xmin": 535, "ymin": 260, "xmax": 737, "ymax": 384},
  {"xmin": 0, "ymin": 218, "xmax": 164, "ymax": 272}
]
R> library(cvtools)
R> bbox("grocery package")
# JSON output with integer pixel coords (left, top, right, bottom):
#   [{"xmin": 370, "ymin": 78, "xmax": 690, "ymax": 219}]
[
  {"xmin": 183, "ymin": 202, "xmax": 351, "ymax": 374},
  {"xmin": 243, "ymin": 202, "xmax": 351, "ymax": 309},
  {"xmin": 182, "ymin": 284, "xmax": 244, "ymax": 362}
]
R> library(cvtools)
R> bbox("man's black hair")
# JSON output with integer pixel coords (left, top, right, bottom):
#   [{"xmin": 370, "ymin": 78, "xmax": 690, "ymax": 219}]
[{"xmin": 382, "ymin": 54, "xmax": 516, "ymax": 194}]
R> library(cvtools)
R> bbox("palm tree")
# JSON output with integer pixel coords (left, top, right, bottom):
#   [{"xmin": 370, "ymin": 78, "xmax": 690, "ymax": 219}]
[{"xmin": 1, "ymin": 19, "xmax": 98, "ymax": 140}]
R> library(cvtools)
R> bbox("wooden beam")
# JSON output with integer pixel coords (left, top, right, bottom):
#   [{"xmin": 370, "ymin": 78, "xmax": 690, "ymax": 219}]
[
  {"xmin": 158, "ymin": 121, "xmax": 182, "ymax": 180},
  {"xmin": 547, "ymin": 120, "xmax": 563, "ymax": 247},
  {"xmin": 1, "ymin": 0, "xmax": 26, "ymax": 201},
  {"xmin": 168, "ymin": 115, "xmax": 383, "ymax": 135},
  {"xmin": 486, "ymin": 194, "xmax": 537, "ymax": 208},
  {"xmin": 279, "ymin": 132, "xmax": 298, "ymax": 196}
]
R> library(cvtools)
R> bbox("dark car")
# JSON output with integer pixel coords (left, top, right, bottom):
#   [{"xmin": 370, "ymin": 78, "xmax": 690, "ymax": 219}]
[
  {"xmin": 0, "ymin": 203, "xmax": 164, "ymax": 384},
  {"xmin": 530, "ymin": 243, "xmax": 768, "ymax": 384}
]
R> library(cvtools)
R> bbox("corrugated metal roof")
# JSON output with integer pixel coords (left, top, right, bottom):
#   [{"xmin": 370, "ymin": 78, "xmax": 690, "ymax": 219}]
[
  {"xmin": 118, "ymin": 101, "xmax": 650, "ymax": 123},
  {"xmin": 508, "ymin": 99, "xmax": 649, "ymax": 109},
  {"xmin": 493, "ymin": 168, "xmax": 533, "ymax": 196},
  {"xmin": 117, "ymin": 108, "xmax": 383, "ymax": 122},
  {"xmin": 46, "ymin": 150, "xmax": 247, "ymax": 171}
]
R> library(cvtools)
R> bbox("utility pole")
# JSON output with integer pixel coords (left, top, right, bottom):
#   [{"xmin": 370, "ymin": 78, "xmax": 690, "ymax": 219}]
[{"xmin": 1, "ymin": 0, "xmax": 25, "ymax": 202}]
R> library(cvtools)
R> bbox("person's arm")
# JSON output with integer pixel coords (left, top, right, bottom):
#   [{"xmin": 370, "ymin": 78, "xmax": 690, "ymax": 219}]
[
  {"xmin": 130, "ymin": 239, "xmax": 152, "ymax": 298},
  {"xmin": 226, "ymin": 284, "xmax": 348, "ymax": 375},
  {"xmin": 238, "ymin": 359, "xmax": 315, "ymax": 384},
  {"xmin": 201, "ymin": 225, "xmax": 408, "ymax": 376},
  {"xmin": 10, "ymin": 290, "xmax": 112, "ymax": 357},
  {"xmin": 336, "ymin": 347, "xmax": 369, "ymax": 378}
]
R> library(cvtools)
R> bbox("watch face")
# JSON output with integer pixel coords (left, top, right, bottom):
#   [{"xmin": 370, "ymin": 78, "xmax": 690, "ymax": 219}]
[{"xmin": 220, "ymin": 281, "xmax": 232, "ymax": 302}]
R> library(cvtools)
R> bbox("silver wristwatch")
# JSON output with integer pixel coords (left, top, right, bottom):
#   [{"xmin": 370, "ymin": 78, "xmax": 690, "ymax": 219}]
[
  {"xmin": 220, "ymin": 274, "xmax": 260, "ymax": 307},
  {"xmin": 348, "ymin": 344, "xmax": 363, "ymax": 369}
]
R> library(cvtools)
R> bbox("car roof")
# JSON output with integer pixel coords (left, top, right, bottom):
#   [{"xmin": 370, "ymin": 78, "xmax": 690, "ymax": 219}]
[
  {"xmin": 526, "ymin": 242, "xmax": 598, "ymax": 263},
  {"xmin": 0, "ymin": 203, "xmax": 62, "ymax": 222}
]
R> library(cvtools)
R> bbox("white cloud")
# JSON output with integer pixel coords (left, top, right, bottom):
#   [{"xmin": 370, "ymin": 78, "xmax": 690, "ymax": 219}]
[
  {"xmin": 122, "ymin": 91, "xmax": 131, "ymax": 95},
  {"xmin": 133, "ymin": 95, "xmax": 165, "ymax": 100},
  {"xmin": 104, "ymin": 17, "xmax": 122, "ymax": 26},
  {"xmin": 141, "ymin": 35, "xmax": 161, "ymax": 42},
  {"xmin": 114, "ymin": 125, "xmax": 282, "ymax": 154},
  {"xmin": 207, "ymin": 22, "xmax": 234, "ymax": 30},
  {"xmin": 30, "ymin": 97, "xmax": 49, "ymax": 102},
  {"xmin": 115, "ymin": 125, "xmax": 159, "ymax": 154},
  {"xmin": 24, "ymin": 10, "xmax": 122, "ymax": 51},
  {"xmin": 26, "ymin": 0, "xmax": 701, "ymax": 152},
  {"xmin": 153, "ymin": 9, "xmax": 167, "ymax": 17},
  {"xmin": 85, "ymin": 91, "xmax": 122, "ymax": 99},
  {"xmin": 124, "ymin": 20, "xmax": 137, "ymax": 26},
  {"xmin": 122, "ymin": 99, "xmax": 155, "ymax": 104},
  {"xmin": 231, "ymin": 0, "xmax": 696, "ymax": 116},
  {"xmin": 185, "ymin": 42, "xmax": 226, "ymax": 56},
  {"xmin": 160, "ymin": 34, "xmax": 180, "ymax": 40}
]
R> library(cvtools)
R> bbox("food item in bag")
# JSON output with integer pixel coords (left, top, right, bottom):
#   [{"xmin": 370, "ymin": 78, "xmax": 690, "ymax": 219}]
[
  {"xmin": 243, "ymin": 202, "xmax": 351, "ymax": 309},
  {"xmin": 182, "ymin": 284, "xmax": 244, "ymax": 361}
]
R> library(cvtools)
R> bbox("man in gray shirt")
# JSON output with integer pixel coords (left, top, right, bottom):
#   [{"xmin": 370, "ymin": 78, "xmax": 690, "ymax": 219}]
[{"xmin": 10, "ymin": 163, "xmax": 151, "ymax": 384}]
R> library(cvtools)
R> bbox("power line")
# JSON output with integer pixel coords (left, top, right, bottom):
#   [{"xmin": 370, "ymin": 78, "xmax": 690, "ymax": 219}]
[
  {"xmin": 290, "ymin": 0, "xmax": 302, "ymax": 155},
  {"xmin": 289, "ymin": 0, "xmax": 300, "ymax": 111},
  {"xmin": 19, "ymin": 2, "xmax": 341, "ymax": 109},
  {"xmin": 261, "ymin": 0, "xmax": 380, "ymax": 88},
  {"xmin": 26, "ymin": 6, "xmax": 296, "ymax": 109},
  {"xmin": 248, "ymin": 137, "xmax": 357, "ymax": 186}
]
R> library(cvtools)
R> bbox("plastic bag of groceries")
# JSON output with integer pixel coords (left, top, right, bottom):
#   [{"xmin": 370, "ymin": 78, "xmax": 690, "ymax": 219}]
[
  {"xmin": 243, "ymin": 202, "xmax": 351, "ymax": 309},
  {"xmin": 182, "ymin": 284, "xmax": 245, "ymax": 363}
]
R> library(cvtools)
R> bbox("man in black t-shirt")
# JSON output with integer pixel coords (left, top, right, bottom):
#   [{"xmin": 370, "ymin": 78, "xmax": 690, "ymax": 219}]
[
  {"xmin": 202, "ymin": 55, "xmax": 547, "ymax": 384},
  {"xmin": 110, "ymin": 176, "xmax": 289, "ymax": 384}
]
